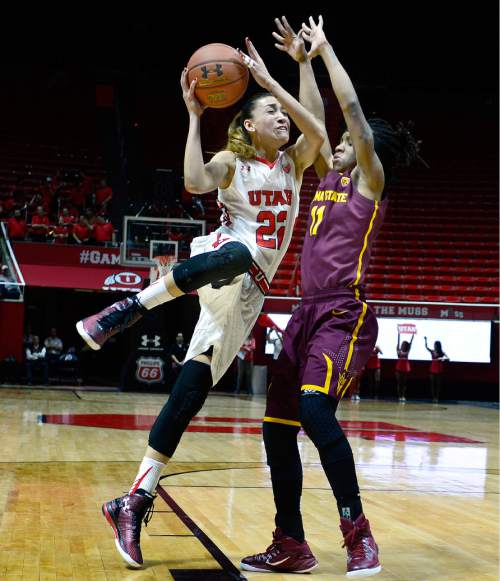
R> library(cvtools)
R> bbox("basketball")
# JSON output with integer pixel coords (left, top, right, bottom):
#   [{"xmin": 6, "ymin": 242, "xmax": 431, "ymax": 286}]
[{"xmin": 187, "ymin": 43, "xmax": 249, "ymax": 109}]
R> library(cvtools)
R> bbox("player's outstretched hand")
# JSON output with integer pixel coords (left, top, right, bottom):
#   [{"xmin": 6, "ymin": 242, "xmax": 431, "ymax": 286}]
[
  {"xmin": 273, "ymin": 16, "xmax": 307, "ymax": 63},
  {"xmin": 301, "ymin": 15, "xmax": 328, "ymax": 60}
]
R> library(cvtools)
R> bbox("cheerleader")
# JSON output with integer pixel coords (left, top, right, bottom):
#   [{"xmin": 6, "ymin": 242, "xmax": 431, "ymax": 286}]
[{"xmin": 425, "ymin": 337, "xmax": 449, "ymax": 403}]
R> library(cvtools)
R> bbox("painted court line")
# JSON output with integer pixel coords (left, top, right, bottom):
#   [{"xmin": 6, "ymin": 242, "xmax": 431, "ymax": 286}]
[{"xmin": 156, "ymin": 483, "xmax": 247, "ymax": 581}]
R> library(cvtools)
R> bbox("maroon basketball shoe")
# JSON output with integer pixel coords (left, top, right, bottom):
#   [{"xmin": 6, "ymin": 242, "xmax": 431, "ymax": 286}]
[
  {"xmin": 102, "ymin": 491, "xmax": 154, "ymax": 568},
  {"xmin": 240, "ymin": 527, "xmax": 318, "ymax": 573},
  {"xmin": 340, "ymin": 513, "xmax": 381, "ymax": 577},
  {"xmin": 76, "ymin": 296, "xmax": 145, "ymax": 350}
]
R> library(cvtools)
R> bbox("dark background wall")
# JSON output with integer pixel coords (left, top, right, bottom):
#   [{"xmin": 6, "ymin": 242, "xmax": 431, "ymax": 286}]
[{"xmin": 0, "ymin": 6, "xmax": 497, "ymax": 162}]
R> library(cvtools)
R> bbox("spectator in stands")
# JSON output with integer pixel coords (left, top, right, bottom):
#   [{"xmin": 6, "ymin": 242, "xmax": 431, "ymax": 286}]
[
  {"xmin": 61, "ymin": 346, "xmax": 78, "ymax": 363},
  {"xmin": 0, "ymin": 202, "xmax": 5, "ymax": 220},
  {"xmin": 236, "ymin": 334, "xmax": 256, "ymax": 395},
  {"xmin": 7, "ymin": 209, "xmax": 27, "ymax": 240},
  {"xmin": 396, "ymin": 332, "xmax": 414, "ymax": 402},
  {"xmin": 27, "ymin": 191, "xmax": 45, "ymax": 214},
  {"xmin": 44, "ymin": 328, "xmax": 63, "ymax": 377},
  {"xmin": 45, "ymin": 327, "xmax": 63, "ymax": 357},
  {"xmin": 81, "ymin": 209, "xmax": 96, "ymax": 242},
  {"xmin": 40, "ymin": 178, "xmax": 55, "ymax": 211},
  {"xmin": 0, "ymin": 264, "xmax": 18, "ymax": 299},
  {"xmin": 170, "ymin": 333, "xmax": 188, "ymax": 384},
  {"xmin": 96, "ymin": 179, "xmax": 113, "ymax": 211},
  {"xmin": 365, "ymin": 345, "xmax": 383, "ymax": 398},
  {"xmin": 44, "ymin": 176, "xmax": 59, "ymax": 213},
  {"xmin": 424, "ymin": 337, "xmax": 449, "ymax": 403},
  {"xmin": 60, "ymin": 207, "xmax": 76, "ymax": 227},
  {"xmin": 31, "ymin": 205, "xmax": 50, "ymax": 242},
  {"xmin": 72, "ymin": 215, "xmax": 90, "ymax": 244},
  {"xmin": 52, "ymin": 216, "xmax": 70, "ymax": 244},
  {"xmin": 24, "ymin": 326, "xmax": 36, "ymax": 351},
  {"xmin": 93, "ymin": 216, "xmax": 114, "ymax": 245},
  {"xmin": 55, "ymin": 182, "xmax": 73, "ymax": 211},
  {"xmin": 84, "ymin": 208, "xmax": 97, "ymax": 226},
  {"xmin": 25, "ymin": 336, "xmax": 48, "ymax": 385}
]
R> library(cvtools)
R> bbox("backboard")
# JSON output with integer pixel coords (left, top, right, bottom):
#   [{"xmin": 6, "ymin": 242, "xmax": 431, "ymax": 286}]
[{"xmin": 121, "ymin": 216, "xmax": 206, "ymax": 268}]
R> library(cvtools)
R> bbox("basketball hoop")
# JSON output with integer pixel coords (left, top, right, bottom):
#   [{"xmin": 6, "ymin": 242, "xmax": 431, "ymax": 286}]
[{"xmin": 150, "ymin": 255, "xmax": 177, "ymax": 283}]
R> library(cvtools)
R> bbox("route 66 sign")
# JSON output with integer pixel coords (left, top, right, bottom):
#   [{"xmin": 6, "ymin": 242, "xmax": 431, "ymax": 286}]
[{"xmin": 136, "ymin": 357, "xmax": 164, "ymax": 383}]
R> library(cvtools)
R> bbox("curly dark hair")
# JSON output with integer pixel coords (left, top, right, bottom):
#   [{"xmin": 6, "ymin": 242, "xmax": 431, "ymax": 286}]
[{"xmin": 367, "ymin": 118, "xmax": 426, "ymax": 183}]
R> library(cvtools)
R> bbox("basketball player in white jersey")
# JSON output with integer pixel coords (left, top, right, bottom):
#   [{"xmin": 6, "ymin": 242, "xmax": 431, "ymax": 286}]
[{"xmin": 76, "ymin": 39, "xmax": 325, "ymax": 568}]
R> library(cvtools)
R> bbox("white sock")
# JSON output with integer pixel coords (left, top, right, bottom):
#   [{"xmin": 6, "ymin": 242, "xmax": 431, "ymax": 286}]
[
  {"xmin": 137, "ymin": 278, "xmax": 176, "ymax": 310},
  {"xmin": 130, "ymin": 457, "xmax": 166, "ymax": 495}
]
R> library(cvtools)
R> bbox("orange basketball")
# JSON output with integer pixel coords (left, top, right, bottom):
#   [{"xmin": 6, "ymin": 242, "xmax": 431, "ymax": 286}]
[{"xmin": 187, "ymin": 43, "xmax": 249, "ymax": 109}]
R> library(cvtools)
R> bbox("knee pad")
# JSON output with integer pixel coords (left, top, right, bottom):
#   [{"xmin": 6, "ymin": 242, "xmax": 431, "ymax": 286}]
[
  {"xmin": 299, "ymin": 393, "xmax": 352, "ymax": 465},
  {"xmin": 149, "ymin": 360, "xmax": 212, "ymax": 457},
  {"xmin": 172, "ymin": 242, "xmax": 252, "ymax": 293}
]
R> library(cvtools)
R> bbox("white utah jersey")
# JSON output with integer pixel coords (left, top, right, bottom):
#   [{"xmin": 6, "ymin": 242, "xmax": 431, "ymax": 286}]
[{"xmin": 216, "ymin": 151, "xmax": 300, "ymax": 282}]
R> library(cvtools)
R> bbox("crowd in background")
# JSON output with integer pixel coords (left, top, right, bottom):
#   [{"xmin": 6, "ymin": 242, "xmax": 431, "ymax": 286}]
[
  {"xmin": 0, "ymin": 326, "xmax": 80, "ymax": 385},
  {"xmin": 0, "ymin": 169, "xmax": 209, "ymax": 247},
  {"xmin": 0, "ymin": 169, "xmax": 115, "ymax": 245}
]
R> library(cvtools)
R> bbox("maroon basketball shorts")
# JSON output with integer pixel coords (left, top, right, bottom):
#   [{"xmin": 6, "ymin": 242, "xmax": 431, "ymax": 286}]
[{"xmin": 265, "ymin": 291, "xmax": 378, "ymax": 426}]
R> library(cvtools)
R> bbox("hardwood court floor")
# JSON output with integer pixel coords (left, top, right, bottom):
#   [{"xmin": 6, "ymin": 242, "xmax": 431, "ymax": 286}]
[{"xmin": 0, "ymin": 386, "xmax": 498, "ymax": 580}]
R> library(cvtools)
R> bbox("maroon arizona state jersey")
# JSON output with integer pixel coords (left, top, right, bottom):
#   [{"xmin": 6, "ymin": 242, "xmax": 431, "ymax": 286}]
[{"xmin": 301, "ymin": 170, "xmax": 387, "ymax": 296}]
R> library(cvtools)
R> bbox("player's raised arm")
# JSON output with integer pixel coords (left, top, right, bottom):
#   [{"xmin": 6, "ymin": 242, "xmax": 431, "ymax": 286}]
[
  {"xmin": 238, "ymin": 38, "xmax": 325, "ymax": 180},
  {"xmin": 273, "ymin": 16, "xmax": 333, "ymax": 178},
  {"xmin": 181, "ymin": 69, "xmax": 235, "ymax": 194},
  {"xmin": 302, "ymin": 16, "xmax": 384, "ymax": 198}
]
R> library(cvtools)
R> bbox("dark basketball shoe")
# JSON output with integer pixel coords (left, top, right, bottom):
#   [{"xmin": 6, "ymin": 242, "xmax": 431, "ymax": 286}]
[
  {"xmin": 340, "ymin": 513, "xmax": 381, "ymax": 577},
  {"xmin": 76, "ymin": 296, "xmax": 145, "ymax": 350},
  {"xmin": 240, "ymin": 527, "xmax": 318, "ymax": 573},
  {"xmin": 102, "ymin": 490, "xmax": 154, "ymax": 568}
]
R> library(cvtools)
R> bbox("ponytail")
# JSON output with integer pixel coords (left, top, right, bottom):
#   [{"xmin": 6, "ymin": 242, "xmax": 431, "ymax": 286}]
[{"xmin": 225, "ymin": 111, "xmax": 257, "ymax": 159}]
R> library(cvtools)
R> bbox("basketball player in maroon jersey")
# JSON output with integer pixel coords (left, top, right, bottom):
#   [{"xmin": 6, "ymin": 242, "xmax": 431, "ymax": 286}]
[{"xmin": 241, "ymin": 16, "xmax": 421, "ymax": 577}]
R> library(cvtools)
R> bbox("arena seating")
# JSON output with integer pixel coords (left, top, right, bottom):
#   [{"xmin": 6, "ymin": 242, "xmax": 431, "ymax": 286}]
[{"xmin": 0, "ymin": 138, "xmax": 105, "ymax": 198}]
